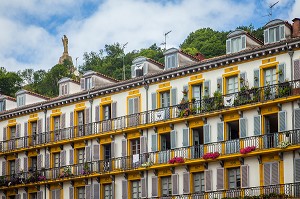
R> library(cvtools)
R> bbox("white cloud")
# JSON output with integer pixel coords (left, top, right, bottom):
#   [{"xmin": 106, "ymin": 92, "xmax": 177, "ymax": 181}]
[{"xmin": 0, "ymin": 0, "xmax": 297, "ymax": 72}]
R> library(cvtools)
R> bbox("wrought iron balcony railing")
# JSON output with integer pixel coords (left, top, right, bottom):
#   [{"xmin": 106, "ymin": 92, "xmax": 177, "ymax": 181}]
[{"xmin": 1, "ymin": 80, "xmax": 300, "ymax": 153}]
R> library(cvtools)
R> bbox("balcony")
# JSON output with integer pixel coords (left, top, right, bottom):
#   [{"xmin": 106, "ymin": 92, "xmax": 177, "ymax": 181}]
[
  {"xmin": 1, "ymin": 80, "xmax": 300, "ymax": 154},
  {"xmin": 1, "ymin": 129, "xmax": 300, "ymax": 189},
  {"xmin": 154, "ymin": 183, "xmax": 300, "ymax": 198}
]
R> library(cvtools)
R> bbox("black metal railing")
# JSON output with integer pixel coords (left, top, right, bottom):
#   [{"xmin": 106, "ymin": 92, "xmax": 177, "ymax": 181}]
[{"xmin": 1, "ymin": 80, "xmax": 300, "ymax": 153}]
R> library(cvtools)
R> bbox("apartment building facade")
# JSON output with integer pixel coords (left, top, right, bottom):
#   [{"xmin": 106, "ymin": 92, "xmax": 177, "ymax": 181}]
[{"xmin": 1, "ymin": 18, "xmax": 300, "ymax": 199}]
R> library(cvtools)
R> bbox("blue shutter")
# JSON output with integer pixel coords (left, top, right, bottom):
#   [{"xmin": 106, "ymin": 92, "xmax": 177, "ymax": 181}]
[
  {"xmin": 171, "ymin": 88, "xmax": 177, "ymax": 106},
  {"xmin": 278, "ymin": 63, "xmax": 285, "ymax": 83},
  {"xmin": 241, "ymin": 165, "xmax": 249, "ymax": 188},
  {"xmin": 254, "ymin": 115, "xmax": 261, "ymax": 135},
  {"xmin": 183, "ymin": 172, "xmax": 190, "ymax": 194},
  {"xmin": 151, "ymin": 134, "xmax": 157, "ymax": 152},
  {"xmin": 216, "ymin": 168, "xmax": 224, "ymax": 190},
  {"xmin": 122, "ymin": 180, "xmax": 128, "ymax": 199},
  {"xmin": 182, "ymin": 128, "xmax": 189, "ymax": 147},
  {"xmin": 204, "ymin": 124, "xmax": 211, "ymax": 144},
  {"xmin": 295, "ymin": 109, "xmax": 300, "ymax": 129},
  {"xmin": 217, "ymin": 122, "xmax": 224, "ymax": 141},
  {"xmin": 254, "ymin": 69, "xmax": 260, "ymax": 88},
  {"xmin": 151, "ymin": 92, "xmax": 157, "ymax": 110},
  {"xmin": 93, "ymin": 183, "xmax": 100, "ymax": 199},
  {"xmin": 170, "ymin": 130, "xmax": 177, "ymax": 149},
  {"xmin": 278, "ymin": 111, "xmax": 286, "ymax": 132},
  {"xmin": 240, "ymin": 118, "xmax": 247, "ymax": 138},
  {"xmin": 152, "ymin": 176, "xmax": 158, "ymax": 197}
]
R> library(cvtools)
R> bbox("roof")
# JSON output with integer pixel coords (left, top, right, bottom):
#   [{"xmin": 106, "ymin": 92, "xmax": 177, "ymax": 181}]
[
  {"xmin": 0, "ymin": 94, "xmax": 16, "ymax": 102},
  {"xmin": 58, "ymin": 77, "xmax": 80, "ymax": 85},
  {"xmin": 227, "ymin": 29, "xmax": 263, "ymax": 45},
  {"xmin": 83, "ymin": 70, "xmax": 119, "ymax": 83},
  {"xmin": 264, "ymin": 19, "xmax": 292, "ymax": 29},
  {"xmin": 16, "ymin": 89, "xmax": 50, "ymax": 100}
]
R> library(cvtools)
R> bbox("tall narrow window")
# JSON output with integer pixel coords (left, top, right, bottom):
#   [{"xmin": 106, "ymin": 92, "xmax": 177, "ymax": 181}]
[
  {"xmin": 264, "ymin": 67, "xmax": 276, "ymax": 86},
  {"xmin": 193, "ymin": 172, "xmax": 205, "ymax": 193},
  {"xmin": 53, "ymin": 153, "xmax": 60, "ymax": 168},
  {"xmin": 192, "ymin": 85, "xmax": 202, "ymax": 101},
  {"xmin": 160, "ymin": 92, "xmax": 170, "ymax": 108},
  {"xmin": 9, "ymin": 160, "xmax": 15, "ymax": 175},
  {"xmin": 228, "ymin": 167, "xmax": 241, "ymax": 189},
  {"xmin": 30, "ymin": 156, "xmax": 37, "ymax": 171},
  {"xmin": 131, "ymin": 139, "xmax": 140, "ymax": 155},
  {"xmin": 85, "ymin": 77, "xmax": 92, "ymax": 90},
  {"xmin": 77, "ymin": 111, "xmax": 85, "ymax": 136},
  {"xmin": 227, "ymin": 76, "xmax": 238, "ymax": 94},
  {"xmin": 161, "ymin": 176, "xmax": 172, "ymax": 196},
  {"xmin": 104, "ymin": 184, "xmax": 113, "ymax": 199},
  {"xmin": 77, "ymin": 149, "xmax": 85, "ymax": 164},
  {"xmin": 132, "ymin": 180, "xmax": 141, "ymax": 199},
  {"xmin": 103, "ymin": 105, "xmax": 111, "ymax": 120},
  {"xmin": 77, "ymin": 187, "xmax": 85, "ymax": 199}
]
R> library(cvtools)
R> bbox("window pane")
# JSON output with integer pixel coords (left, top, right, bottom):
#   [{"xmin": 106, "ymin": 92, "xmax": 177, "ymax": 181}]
[{"xmin": 192, "ymin": 85, "xmax": 201, "ymax": 100}]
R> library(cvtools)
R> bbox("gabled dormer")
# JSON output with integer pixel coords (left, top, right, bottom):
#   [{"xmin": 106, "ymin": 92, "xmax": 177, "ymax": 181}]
[
  {"xmin": 163, "ymin": 48, "xmax": 200, "ymax": 70},
  {"xmin": 264, "ymin": 19, "xmax": 292, "ymax": 44},
  {"xmin": 58, "ymin": 77, "xmax": 80, "ymax": 96},
  {"xmin": 15, "ymin": 89, "xmax": 49, "ymax": 108},
  {"xmin": 131, "ymin": 56, "xmax": 164, "ymax": 78},
  {"xmin": 80, "ymin": 71, "xmax": 118, "ymax": 91},
  {"xmin": 0, "ymin": 94, "xmax": 16, "ymax": 112},
  {"xmin": 226, "ymin": 29, "xmax": 262, "ymax": 54}
]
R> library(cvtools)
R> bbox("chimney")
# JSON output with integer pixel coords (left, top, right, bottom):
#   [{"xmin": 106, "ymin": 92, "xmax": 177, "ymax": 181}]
[
  {"xmin": 195, "ymin": 53, "xmax": 205, "ymax": 61},
  {"xmin": 292, "ymin": 18, "xmax": 300, "ymax": 37}
]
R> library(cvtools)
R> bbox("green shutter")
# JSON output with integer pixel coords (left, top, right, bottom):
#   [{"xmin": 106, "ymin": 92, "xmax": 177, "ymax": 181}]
[
  {"xmin": 151, "ymin": 134, "xmax": 157, "ymax": 152},
  {"xmin": 171, "ymin": 88, "xmax": 177, "ymax": 106},
  {"xmin": 151, "ymin": 92, "xmax": 157, "ymax": 110},
  {"xmin": 278, "ymin": 63, "xmax": 285, "ymax": 83},
  {"xmin": 217, "ymin": 122, "xmax": 224, "ymax": 141},
  {"xmin": 254, "ymin": 115, "xmax": 261, "ymax": 135},
  {"xmin": 278, "ymin": 111, "xmax": 286, "ymax": 132},
  {"xmin": 170, "ymin": 130, "xmax": 177, "ymax": 149},
  {"xmin": 204, "ymin": 124, "xmax": 210, "ymax": 144},
  {"xmin": 240, "ymin": 118, "xmax": 247, "ymax": 138},
  {"xmin": 182, "ymin": 128, "xmax": 189, "ymax": 147}
]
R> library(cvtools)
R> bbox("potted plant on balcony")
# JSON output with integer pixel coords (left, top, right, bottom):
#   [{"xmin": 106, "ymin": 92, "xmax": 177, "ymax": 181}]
[
  {"xmin": 278, "ymin": 140, "xmax": 290, "ymax": 149},
  {"xmin": 277, "ymin": 80, "xmax": 292, "ymax": 98},
  {"xmin": 81, "ymin": 162, "xmax": 91, "ymax": 175},
  {"xmin": 59, "ymin": 166, "xmax": 73, "ymax": 178},
  {"xmin": 213, "ymin": 90, "xmax": 223, "ymax": 110},
  {"xmin": 182, "ymin": 88, "xmax": 188, "ymax": 97},
  {"xmin": 240, "ymin": 146, "xmax": 256, "ymax": 154},
  {"xmin": 264, "ymin": 83, "xmax": 272, "ymax": 100},
  {"xmin": 141, "ymin": 161, "xmax": 153, "ymax": 168},
  {"xmin": 0, "ymin": 176, "xmax": 8, "ymax": 187},
  {"xmin": 168, "ymin": 157, "xmax": 185, "ymax": 164},
  {"xmin": 203, "ymin": 152, "xmax": 220, "ymax": 160}
]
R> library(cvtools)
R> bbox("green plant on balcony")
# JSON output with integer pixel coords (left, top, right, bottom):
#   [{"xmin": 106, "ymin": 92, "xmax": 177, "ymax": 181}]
[
  {"xmin": 179, "ymin": 107, "xmax": 196, "ymax": 118},
  {"xmin": 251, "ymin": 86, "xmax": 260, "ymax": 102},
  {"xmin": 59, "ymin": 166, "xmax": 73, "ymax": 178},
  {"xmin": 0, "ymin": 176, "xmax": 8, "ymax": 187},
  {"xmin": 182, "ymin": 88, "xmax": 188, "ymax": 96},
  {"xmin": 81, "ymin": 162, "xmax": 91, "ymax": 175},
  {"xmin": 213, "ymin": 90, "xmax": 223, "ymax": 109},
  {"xmin": 178, "ymin": 98, "xmax": 188, "ymax": 111},
  {"xmin": 141, "ymin": 161, "xmax": 153, "ymax": 168},
  {"xmin": 264, "ymin": 83, "xmax": 272, "ymax": 100},
  {"xmin": 278, "ymin": 140, "xmax": 291, "ymax": 149},
  {"xmin": 277, "ymin": 81, "xmax": 291, "ymax": 98}
]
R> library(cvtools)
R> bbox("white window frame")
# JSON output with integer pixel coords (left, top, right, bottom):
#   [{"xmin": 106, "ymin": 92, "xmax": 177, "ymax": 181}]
[
  {"xmin": 226, "ymin": 76, "xmax": 238, "ymax": 94},
  {"xmin": 264, "ymin": 25, "xmax": 285, "ymax": 44},
  {"xmin": 165, "ymin": 54, "xmax": 178, "ymax": 69},
  {"xmin": 0, "ymin": 100, "xmax": 5, "ymax": 112},
  {"xmin": 77, "ymin": 186, "xmax": 85, "ymax": 199},
  {"xmin": 226, "ymin": 35, "xmax": 246, "ymax": 54},
  {"xmin": 17, "ymin": 94, "xmax": 25, "ymax": 107},
  {"xmin": 193, "ymin": 172, "xmax": 205, "ymax": 193},
  {"xmin": 161, "ymin": 176, "xmax": 172, "ymax": 196},
  {"xmin": 85, "ymin": 77, "xmax": 93, "ymax": 90},
  {"xmin": 104, "ymin": 184, "xmax": 113, "ymax": 199},
  {"xmin": 132, "ymin": 180, "xmax": 141, "ymax": 199}
]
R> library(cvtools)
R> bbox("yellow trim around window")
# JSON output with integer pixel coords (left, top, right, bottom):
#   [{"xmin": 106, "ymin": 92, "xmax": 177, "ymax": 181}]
[
  {"xmin": 156, "ymin": 87, "xmax": 172, "ymax": 108},
  {"xmin": 222, "ymin": 70, "xmax": 240, "ymax": 94},
  {"xmin": 50, "ymin": 112, "xmax": 62, "ymax": 131},
  {"xmin": 259, "ymin": 61, "xmax": 279, "ymax": 87},
  {"xmin": 188, "ymin": 79, "xmax": 205, "ymax": 101},
  {"xmin": 261, "ymin": 105, "xmax": 279, "ymax": 135},
  {"xmin": 100, "ymin": 100, "xmax": 112, "ymax": 121},
  {"xmin": 126, "ymin": 93, "xmax": 141, "ymax": 116}
]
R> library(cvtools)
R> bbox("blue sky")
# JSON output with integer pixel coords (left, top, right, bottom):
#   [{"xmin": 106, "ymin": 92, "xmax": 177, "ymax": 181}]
[{"xmin": 0, "ymin": 0, "xmax": 298, "ymax": 72}]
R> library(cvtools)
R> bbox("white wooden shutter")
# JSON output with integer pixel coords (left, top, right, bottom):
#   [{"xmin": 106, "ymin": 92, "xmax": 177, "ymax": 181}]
[
  {"xmin": 294, "ymin": 59, "xmax": 300, "ymax": 80},
  {"xmin": 295, "ymin": 109, "xmax": 300, "ymax": 129},
  {"xmin": 151, "ymin": 134, "xmax": 157, "ymax": 152},
  {"xmin": 216, "ymin": 168, "xmax": 224, "ymax": 190},
  {"xmin": 85, "ymin": 185, "xmax": 91, "ymax": 199},
  {"xmin": 141, "ymin": 177, "xmax": 147, "ymax": 198},
  {"xmin": 254, "ymin": 115, "xmax": 261, "ymax": 135},
  {"xmin": 264, "ymin": 163, "xmax": 271, "ymax": 186},
  {"xmin": 151, "ymin": 92, "xmax": 157, "ymax": 110},
  {"xmin": 183, "ymin": 172, "xmax": 190, "ymax": 194},
  {"xmin": 204, "ymin": 124, "xmax": 211, "ymax": 144},
  {"xmin": 85, "ymin": 146, "xmax": 91, "ymax": 162},
  {"xmin": 264, "ymin": 29, "xmax": 269, "ymax": 44},
  {"xmin": 152, "ymin": 176, "xmax": 158, "ymax": 197},
  {"xmin": 295, "ymin": 159, "xmax": 300, "ymax": 182},
  {"xmin": 93, "ymin": 144, "xmax": 100, "ymax": 161},
  {"xmin": 172, "ymin": 174, "xmax": 179, "ymax": 195},
  {"xmin": 93, "ymin": 183, "xmax": 100, "ymax": 199},
  {"xmin": 241, "ymin": 35, "xmax": 246, "ymax": 50},
  {"xmin": 226, "ymin": 39, "xmax": 231, "ymax": 54},
  {"xmin": 171, "ymin": 88, "xmax": 177, "ymax": 106},
  {"xmin": 204, "ymin": 170, "xmax": 212, "ymax": 192},
  {"xmin": 122, "ymin": 180, "xmax": 128, "ymax": 199},
  {"xmin": 217, "ymin": 122, "xmax": 224, "ymax": 141},
  {"xmin": 278, "ymin": 111, "xmax": 287, "ymax": 132},
  {"xmin": 182, "ymin": 128, "xmax": 189, "ymax": 147},
  {"xmin": 240, "ymin": 118, "xmax": 247, "ymax": 138}
]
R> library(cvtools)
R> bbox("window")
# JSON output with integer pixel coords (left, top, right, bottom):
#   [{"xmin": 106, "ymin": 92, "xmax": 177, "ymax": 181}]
[
  {"xmin": 85, "ymin": 77, "xmax": 93, "ymax": 90},
  {"xmin": 132, "ymin": 180, "xmax": 141, "ymax": 199},
  {"xmin": 192, "ymin": 84, "xmax": 202, "ymax": 101},
  {"xmin": 9, "ymin": 160, "xmax": 15, "ymax": 175},
  {"xmin": 77, "ymin": 111, "xmax": 85, "ymax": 135},
  {"xmin": 193, "ymin": 172, "xmax": 205, "ymax": 193},
  {"xmin": 54, "ymin": 116, "xmax": 60, "ymax": 131},
  {"xmin": 226, "ymin": 35, "xmax": 246, "ymax": 54},
  {"xmin": 31, "ymin": 122, "xmax": 37, "ymax": 136},
  {"xmin": 53, "ymin": 153, "xmax": 60, "ymax": 168},
  {"xmin": 228, "ymin": 167, "xmax": 241, "ymax": 189},
  {"xmin": 77, "ymin": 187, "xmax": 85, "ymax": 199},
  {"xmin": 30, "ymin": 193, "xmax": 37, "ymax": 199},
  {"xmin": 264, "ymin": 67, "xmax": 276, "ymax": 86},
  {"xmin": 264, "ymin": 25, "xmax": 285, "ymax": 44},
  {"xmin": 103, "ymin": 144, "xmax": 111, "ymax": 161},
  {"xmin": 131, "ymin": 139, "xmax": 140, "ymax": 155},
  {"xmin": 77, "ymin": 148, "xmax": 85, "ymax": 163},
  {"xmin": 61, "ymin": 83, "xmax": 68, "ymax": 95},
  {"xmin": 161, "ymin": 133, "xmax": 171, "ymax": 151},
  {"xmin": 10, "ymin": 126, "xmax": 16, "ymax": 139},
  {"xmin": 227, "ymin": 76, "xmax": 238, "ymax": 94},
  {"xmin": 165, "ymin": 54, "xmax": 177, "ymax": 69},
  {"xmin": 30, "ymin": 156, "xmax": 37, "ymax": 171},
  {"xmin": 17, "ymin": 95, "xmax": 25, "ymax": 107},
  {"xmin": 160, "ymin": 91, "xmax": 170, "ymax": 108},
  {"xmin": 128, "ymin": 97, "xmax": 139, "ymax": 115},
  {"xmin": 104, "ymin": 184, "xmax": 113, "ymax": 199},
  {"xmin": 161, "ymin": 176, "xmax": 172, "ymax": 196},
  {"xmin": 103, "ymin": 104, "xmax": 111, "ymax": 120},
  {"xmin": 264, "ymin": 162, "xmax": 279, "ymax": 185},
  {"xmin": 0, "ymin": 100, "xmax": 5, "ymax": 112}
]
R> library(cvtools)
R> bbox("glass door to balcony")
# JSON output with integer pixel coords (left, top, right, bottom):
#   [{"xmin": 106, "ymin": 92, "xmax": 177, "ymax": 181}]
[
  {"xmin": 77, "ymin": 148, "xmax": 85, "ymax": 175},
  {"xmin": 160, "ymin": 91, "xmax": 170, "ymax": 119},
  {"xmin": 226, "ymin": 121, "xmax": 240, "ymax": 154},
  {"xmin": 192, "ymin": 85, "xmax": 202, "ymax": 113},
  {"xmin": 191, "ymin": 128, "xmax": 204, "ymax": 159},
  {"xmin": 103, "ymin": 144, "xmax": 111, "ymax": 172},
  {"xmin": 77, "ymin": 111, "xmax": 84, "ymax": 136},
  {"xmin": 264, "ymin": 67, "xmax": 276, "ymax": 100},
  {"xmin": 54, "ymin": 116, "xmax": 60, "ymax": 141},
  {"xmin": 131, "ymin": 139, "xmax": 140, "ymax": 168},
  {"xmin": 102, "ymin": 104, "xmax": 112, "ymax": 131},
  {"xmin": 159, "ymin": 133, "xmax": 171, "ymax": 164},
  {"xmin": 264, "ymin": 114, "xmax": 279, "ymax": 149}
]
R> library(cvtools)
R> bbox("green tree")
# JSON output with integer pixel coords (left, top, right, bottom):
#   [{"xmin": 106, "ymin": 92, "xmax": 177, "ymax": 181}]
[
  {"xmin": 180, "ymin": 28, "xmax": 228, "ymax": 58},
  {"xmin": 0, "ymin": 67, "xmax": 22, "ymax": 96},
  {"xmin": 236, "ymin": 24, "xmax": 264, "ymax": 42}
]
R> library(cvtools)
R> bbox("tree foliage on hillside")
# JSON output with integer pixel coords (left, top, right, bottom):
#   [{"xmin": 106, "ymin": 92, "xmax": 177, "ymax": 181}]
[{"xmin": 0, "ymin": 25, "xmax": 264, "ymax": 98}]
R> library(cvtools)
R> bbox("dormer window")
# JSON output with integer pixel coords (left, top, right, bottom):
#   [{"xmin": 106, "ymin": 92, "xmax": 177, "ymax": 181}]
[
  {"xmin": 264, "ymin": 25, "xmax": 285, "ymax": 44},
  {"xmin": 85, "ymin": 77, "xmax": 93, "ymax": 90},
  {"xmin": 165, "ymin": 54, "xmax": 178, "ymax": 69},
  {"xmin": 226, "ymin": 35, "xmax": 246, "ymax": 54},
  {"xmin": 60, "ymin": 83, "xmax": 68, "ymax": 96},
  {"xmin": 0, "ymin": 100, "xmax": 5, "ymax": 112},
  {"xmin": 17, "ymin": 95, "xmax": 25, "ymax": 107},
  {"xmin": 131, "ymin": 63, "xmax": 148, "ymax": 78}
]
